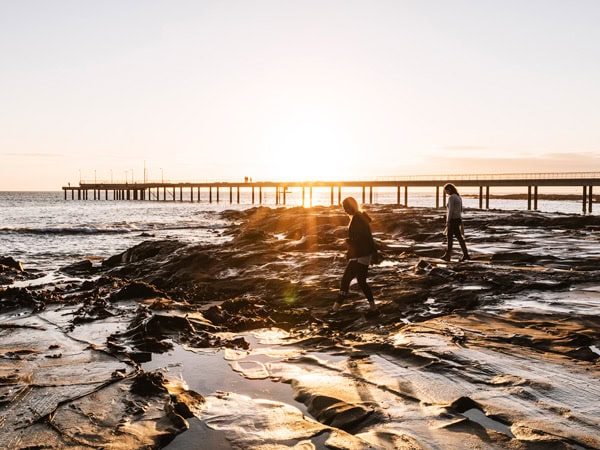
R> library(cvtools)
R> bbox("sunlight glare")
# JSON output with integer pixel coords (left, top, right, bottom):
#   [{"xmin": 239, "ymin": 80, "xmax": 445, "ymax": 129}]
[{"xmin": 263, "ymin": 109, "xmax": 357, "ymax": 181}]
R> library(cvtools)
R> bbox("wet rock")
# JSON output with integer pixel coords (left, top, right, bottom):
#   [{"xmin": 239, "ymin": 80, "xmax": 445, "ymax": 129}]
[
  {"xmin": 391, "ymin": 289, "xmax": 429, "ymax": 305},
  {"xmin": 171, "ymin": 388, "xmax": 206, "ymax": 418},
  {"xmin": 490, "ymin": 252, "xmax": 539, "ymax": 264},
  {"xmin": 0, "ymin": 269, "xmax": 23, "ymax": 286},
  {"xmin": 448, "ymin": 396, "xmax": 484, "ymax": 414},
  {"xmin": 414, "ymin": 259, "xmax": 433, "ymax": 274},
  {"xmin": 129, "ymin": 351, "xmax": 154, "ymax": 363},
  {"xmin": 429, "ymin": 267, "xmax": 456, "ymax": 281},
  {"xmin": 0, "ymin": 287, "xmax": 45, "ymax": 311},
  {"xmin": 205, "ymin": 297, "xmax": 276, "ymax": 331},
  {"xmin": 303, "ymin": 394, "xmax": 372, "ymax": 431},
  {"xmin": 60, "ymin": 259, "xmax": 96, "ymax": 275},
  {"xmin": 72, "ymin": 298, "xmax": 114, "ymax": 324},
  {"xmin": 0, "ymin": 275, "xmax": 13, "ymax": 285},
  {"xmin": 0, "ymin": 256, "xmax": 24, "ymax": 272},
  {"xmin": 234, "ymin": 228, "xmax": 270, "ymax": 243},
  {"xmin": 414, "ymin": 247, "xmax": 444, "ymax": 258},
  {"xmin": 109, "ymin": 281, "xmax": 168, "ymax": 301},
  {"xmin": 204, "ymin": 305, "xmax": 226, "ymax": 325},
  {"xmin": 566, "ymin": 347, "xmax": 599, "ymax": 362},
  {"xmin": 204, "ymin": 299, "xmax": 267, "ymax": 324},
  {"xmin": 108, "ymin": 307, "xmax": 223, "ymax": 359},
  {"xmin": 102, "ymin": 239, "xmax": 185, "ymax": 268},
  {"xmin": 327, "ymin": 403, "xmax": 373, "ymax": 430},
  {"xmin": 131, "ymin": 371, "xmax": 169, "ymax": 396},
  {"xmin": 0, "ymin": 263, "xmax": 41, "ymax": 286}
]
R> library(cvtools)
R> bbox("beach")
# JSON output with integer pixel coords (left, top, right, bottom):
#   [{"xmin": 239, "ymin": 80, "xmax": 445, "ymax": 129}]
[{"xmin": 1, "ymin": 200, "xmax": 599, "ymax": 449}]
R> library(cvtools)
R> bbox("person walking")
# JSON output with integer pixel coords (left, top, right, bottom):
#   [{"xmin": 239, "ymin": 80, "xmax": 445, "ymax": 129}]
[
  {"xmin": 442, "ymin": 183, "xmax": 470, "ymax": 262},
  {"xmin": 332, "ymin": 197, "xmax": 378, "ymax": 313}
]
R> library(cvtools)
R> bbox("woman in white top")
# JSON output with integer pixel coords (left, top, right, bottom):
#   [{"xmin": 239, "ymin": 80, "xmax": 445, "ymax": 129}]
[{"xmin": 442, "ymin": 183, "xmax": 470, "ymax": 262}]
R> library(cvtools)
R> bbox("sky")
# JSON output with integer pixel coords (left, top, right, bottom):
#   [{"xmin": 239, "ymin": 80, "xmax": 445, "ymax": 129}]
[{"xmin": 1, "ymin": 0, "xmax": 599, "ymax": 190}]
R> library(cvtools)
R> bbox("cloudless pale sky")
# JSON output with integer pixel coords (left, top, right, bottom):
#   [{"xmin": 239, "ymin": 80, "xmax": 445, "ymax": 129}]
[{"xmin": 1, "ymin": 0, "xmax": 599, "ymax": 190}]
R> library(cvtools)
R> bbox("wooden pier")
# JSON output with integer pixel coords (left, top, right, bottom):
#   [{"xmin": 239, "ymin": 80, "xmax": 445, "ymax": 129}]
[{"xmin": 62, "ymin": 172, "xmax": 599, "ymax": 213}]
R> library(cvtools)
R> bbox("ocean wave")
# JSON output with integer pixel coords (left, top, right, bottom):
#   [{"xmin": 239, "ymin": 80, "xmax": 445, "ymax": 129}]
[
  {"xmin": 0, "ymin": 226, "xmax": 133, "ymax": 235},
  {"xmin": 0, "ymin": 222, "xmax": 227, "ymax": 236}
]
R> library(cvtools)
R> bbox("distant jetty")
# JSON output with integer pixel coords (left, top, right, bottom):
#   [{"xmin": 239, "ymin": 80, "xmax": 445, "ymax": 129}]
[{"xmin": 62, "ymin": 172, "xmax": 599, "ymax": 213}]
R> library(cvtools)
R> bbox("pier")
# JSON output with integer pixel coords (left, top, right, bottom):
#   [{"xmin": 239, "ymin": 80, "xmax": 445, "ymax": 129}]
[{"xmin": 62, "ymin": 172, "xmax": 599, "ymax": 213}]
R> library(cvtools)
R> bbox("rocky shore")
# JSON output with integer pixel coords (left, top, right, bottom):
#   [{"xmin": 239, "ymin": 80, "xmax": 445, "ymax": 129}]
[{"xmin": 1, "ymin": 205, "xmax": 599, "ymax": 449}]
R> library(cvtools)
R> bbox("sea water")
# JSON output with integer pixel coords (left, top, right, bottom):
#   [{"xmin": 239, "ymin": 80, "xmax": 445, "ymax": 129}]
[
  {"xmin": 0, "ymin": 189, "xmax": 595, "ymax": 276},
  {"xmin": 0, "ymin": 191, "xmax": 235, "ymax": 273}
]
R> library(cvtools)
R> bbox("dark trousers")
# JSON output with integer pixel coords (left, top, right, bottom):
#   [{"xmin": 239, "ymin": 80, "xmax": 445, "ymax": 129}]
[
  {"xmin": 339, "ymin": 260, "xmax": 374, "ymax": 304},
  {"xmin": 447, "ymin": 219, "xmax": 469, "ymax": 256}
]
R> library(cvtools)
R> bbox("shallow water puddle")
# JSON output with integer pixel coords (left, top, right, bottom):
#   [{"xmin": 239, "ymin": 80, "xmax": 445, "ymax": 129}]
[
  {"xmin": 483, "ymin": 285, "xmax": 600, "ymax": 316},
  {"xmin": 141, "ymin": 330, "xmax": 352, "ymax": 449},
  {"xmin": 462, "ymin": 408, "xmax": 514, "ymax": 438},
  {"xmin": 459, "ymin": 285, "xmax": 488, "ymax": 291},
  {"xmin": 160, "ymin": 417, "xmax": 231, "ymax": 450},
  {"xmin": 577, "ymin": 283, "xmax": 600, "ymax": 292},
  {"xmin": 141, "ymin": 341, "xmax": 307, "ymax": 414}
]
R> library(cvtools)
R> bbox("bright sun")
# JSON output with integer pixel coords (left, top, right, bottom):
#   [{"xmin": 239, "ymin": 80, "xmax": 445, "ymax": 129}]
[{"xmin": 262, "ymin": 110, "xmax": 358, "ymax": 181}]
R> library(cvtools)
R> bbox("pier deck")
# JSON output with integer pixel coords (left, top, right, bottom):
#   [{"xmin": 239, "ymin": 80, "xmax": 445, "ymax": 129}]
[{"xmin": 62, "ymin": 172, "xmax": 599, "ymax": 213}]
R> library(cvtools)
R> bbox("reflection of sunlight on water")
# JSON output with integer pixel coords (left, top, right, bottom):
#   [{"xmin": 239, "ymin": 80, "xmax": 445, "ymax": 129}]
[
  {"xmin": 483, "ymin": 285, "xmax": 600, "ymax": 316},
  {"xmin": 458, "ymin": 285, "xmax": 487, "ymax": 291},
  {"xmin": 142, "ymin": 335, "xmax": 307, "ymax": 413},
  {"xmin": 462, "ymin": 408, "xmax": 515, "ymax": 438},
  {"xmin": 12, "ymin": 273, "xmax": 89, "ymax": 288},
  {"xmin": 576, "ymin": 284, "xmax": 600, "ymax": 292},
  {"xmin": 391, "ymin": 333, "xmax": 412, "ymax": 346},
  {"xmin": 378, "ymin": 260, "xmax": 399, "ymax": 267},
  {"xmin": 303, "ymin": 352, "xmax": 347, "ymax": 365}
]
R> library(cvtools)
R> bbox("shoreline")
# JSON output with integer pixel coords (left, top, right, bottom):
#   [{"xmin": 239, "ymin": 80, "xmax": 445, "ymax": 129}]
[{"xmin": 1, "ymin": 205, "xmax": 599, "ymax": 449}]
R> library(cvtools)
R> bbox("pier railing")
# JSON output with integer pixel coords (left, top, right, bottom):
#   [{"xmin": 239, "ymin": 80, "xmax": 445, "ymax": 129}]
[
  {"xmin": 63, "ymin": 172, "xmax": 599, "ymax": 213},
  {"xmin": 375, "ymin": 171, "xmax": 600, "ymax": 182}
]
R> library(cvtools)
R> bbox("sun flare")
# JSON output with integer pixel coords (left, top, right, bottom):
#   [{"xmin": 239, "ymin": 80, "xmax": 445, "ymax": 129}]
[{"xmin": 262, "ymin": 110, "xmax": 357, "ymax": 181}]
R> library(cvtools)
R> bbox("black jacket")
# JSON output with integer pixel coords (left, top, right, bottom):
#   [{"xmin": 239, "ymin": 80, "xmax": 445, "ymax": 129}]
[{"xmin": 346, "ymin": 213, "xmax": 377, "ymax": 259}]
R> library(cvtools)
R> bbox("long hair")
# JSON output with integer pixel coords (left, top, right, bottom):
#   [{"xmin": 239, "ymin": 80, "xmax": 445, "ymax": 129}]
[
  {"xmin": 342, "ymin": 196, "xmax": 372, "ymax": 222},
  {"xmin": 443, "ymin": 183, "xmax": 460, "ymax": 196}
]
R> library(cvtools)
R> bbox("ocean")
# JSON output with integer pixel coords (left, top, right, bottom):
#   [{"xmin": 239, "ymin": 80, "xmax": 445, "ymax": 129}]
[{"xmin": 0, "ymin": 189, "xmax": 595, "ymax": 277}]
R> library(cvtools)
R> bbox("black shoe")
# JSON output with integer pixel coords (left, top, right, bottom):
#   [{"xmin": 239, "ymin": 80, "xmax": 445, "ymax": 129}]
[
  {"xmin": 441, "ymin": 254, "xmax": 451, "ymax": 261},
  {"xmin": 366, "ymin": 304, "xmax": 380, "ymax": 316},
  {"xmin": 460, "ymin": 255, "xmax": 470, "ymax": 262}
]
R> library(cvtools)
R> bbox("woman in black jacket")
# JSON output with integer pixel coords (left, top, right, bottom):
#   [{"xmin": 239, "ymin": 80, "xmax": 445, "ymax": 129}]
[{"xmin": 332, "ymin": 197, "xmax": 378, "ymax": 313}]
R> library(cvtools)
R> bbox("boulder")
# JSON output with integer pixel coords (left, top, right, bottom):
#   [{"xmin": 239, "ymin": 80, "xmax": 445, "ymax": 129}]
[
  {"xmin": 109, "ymin": 281, "xmax": 167, "ymax": 301},
  {"xmin": 60, "ymin": 260, "xmax": 96, "ymax": 275},
  {"xmin": 0, "ymin": 257, "xmax": 24, "ymax": 272},
  {"xmin": 102, "ymin": 240, "xmax": 185, "ymax": 268}
]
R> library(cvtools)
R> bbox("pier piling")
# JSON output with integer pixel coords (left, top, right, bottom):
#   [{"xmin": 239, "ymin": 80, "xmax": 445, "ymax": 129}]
[{"xmin": 62, "ymin": 173, "xmax": 599, "ymax": 214}]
